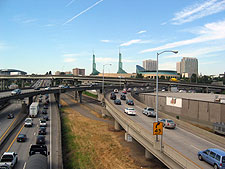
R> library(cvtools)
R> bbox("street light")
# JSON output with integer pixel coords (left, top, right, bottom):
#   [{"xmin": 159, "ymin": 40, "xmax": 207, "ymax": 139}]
[
  {"xmin": 102, "ymin": 64, "xmax": 112, "ymax": 102},
  {"xmin": 156, "ymin": 50, "xmax": 178, "ymax": 142}
]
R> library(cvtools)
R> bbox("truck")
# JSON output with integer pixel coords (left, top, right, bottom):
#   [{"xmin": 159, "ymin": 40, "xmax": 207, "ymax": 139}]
[
  {"xmin": 29, "ymin": 102, "xmax": 39, "ymax": 117},
  {"xmin": 0, "ymin": 152, "xmax": 18, "ymax": 169}
]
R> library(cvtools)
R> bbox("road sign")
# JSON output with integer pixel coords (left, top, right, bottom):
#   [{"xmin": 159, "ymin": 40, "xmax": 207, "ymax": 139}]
[{"xmin": 153, "ymin": 122, "xmax": 163, "ymax": 135}]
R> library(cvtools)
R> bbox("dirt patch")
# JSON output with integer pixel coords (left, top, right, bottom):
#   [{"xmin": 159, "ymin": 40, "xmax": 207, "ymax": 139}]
[{"xmin": 61, "ymin": 98, "xmax": 167, "ymax": 169}]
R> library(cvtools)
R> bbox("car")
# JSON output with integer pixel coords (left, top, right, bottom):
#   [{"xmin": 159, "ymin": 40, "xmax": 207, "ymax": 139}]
[
  {"xmin": 45, "ymin": 87, "xmax": 50, "ymax": 90},
  {"xmin": 114, "ymin": 99, "xmax": 121, "ymax": 105},
  {"xmin": 159, "ymin": 119, "xmax": 176, "ymax": 129},
  {"xmin": 126, "ymin": 100, "xmax": 134, "ymax": 105},
  {"xmin": 39, "ymin": 119, "xmax": 47, "ymax": 127},
  {"xmin": 198, "ymin": 148, "xmax": 225, "ymax": 169},
  {"xmin": 17, "ymin": 134, "xmax": 27, "ymax": 142},
  {"xmin": 64, "ymin": 85, "xmax": 70, "ymax": 88},
  {"xmin": 0, "ymin": 152, "xmax": 18, "ymax": 169},
  {"xmin": 120, "ymin": 94, "xmax": 126, "ymax": 100},
  {"xmin": 114, "ymin": 89, "xmax": 119, "ymax": 93},
  {"xmin": 110, "ymin": 93, "xmax": 116, "ymax": 100},
  {"xmin": 29, "ymin": 144, "xmax": 49, "ymax": 156},
  {"xmin": 127, "ymin": 88, "xmax": 132, "ymax": 92},
  {"xmin": 34, "ymin": 86, "xmax": 40, "ymax": 90},
  {"xmin": 7, "ymin": 113, "xmax": 14, "ymax": 119},
  {"xmin": 142, "ymin": 107, "xmax": 156, "ymax": 117},
  {"xmin": 39, "ymin": 98, "xmax": 42, "ymax": 102},
  {"xmin": 38, "ymin": 127, "xmax": 46, "ymax": 135},
  {"xmin": 58, "ymin": 85, "xmax": 65, "ymax": 88},
  {"xmin": 43, "ymin": 115, "xmax": 49, "ymax": 121},
  {"xmin": 122, "ymin": 90, "xmax": 127, "ymax": 94},
  {"xmin": 43, "ymin": 105, "xmax": 48, "ymax": 109},
  {"xmin": 124, "ymin": 108, "xmax": 136, "ymax": 116},
  {"xmin": 24, "ymin": 118, "xmax": 33, "ymax": 127},
  {"xmin": 42, "ymin": 109, "xmax": 47, "ymax": 114},
  {"xmin": 0, "ymin": 163, "xmax": 10, "ymax": 169},
  {"xmin": 11, "ymin": 89, "xmax": 21, "ymax": 96},
  {"xmin": 36, "ymin": 135, "xmax": 45, "ymax": 145}
]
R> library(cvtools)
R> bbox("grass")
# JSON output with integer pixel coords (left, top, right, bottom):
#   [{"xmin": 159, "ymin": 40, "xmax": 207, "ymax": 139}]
[
  {"xmin": 82, "ymin": 91, "xmax": 98, "ymax": 99},
  {"xmin": 61, "ymin": 109, "xmax": 94, "ymax": 169}
]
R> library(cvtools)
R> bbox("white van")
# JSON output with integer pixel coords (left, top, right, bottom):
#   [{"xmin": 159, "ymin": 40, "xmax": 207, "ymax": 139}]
[{"xmin": 29, "ymin": 102, "xmax": 39, "ymax": 117}]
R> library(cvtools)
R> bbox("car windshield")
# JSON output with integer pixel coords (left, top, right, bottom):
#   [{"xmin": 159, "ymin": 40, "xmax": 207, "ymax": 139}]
[
  {"xmin": 128, "ymin": 108, "xmax": 134, "ymax": 110},
  {"xmin": 148, "ymin": 108, "xmax": 154, "ymax": 111},
  {"xmin": 222, "ymin": 156, "xmax": 225, "ymax": 163},
  {"xmin": 25, "ymin": 119, "xmax": 32, "ymax": 122},
  {"xmin": 167, "ymin": 120, "xmax": 174, "ymax": 123},
  {"xmin": 18, "ymin": 134, "xmax": 24, "ymax": 138}
]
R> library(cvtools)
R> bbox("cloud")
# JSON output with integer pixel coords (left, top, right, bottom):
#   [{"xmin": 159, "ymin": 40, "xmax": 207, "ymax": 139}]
[
  {"xmin": 140, "ymin": 19, "xmax": 225, "ymax": 53},
  {"xmin": 22, "ymin": 19, "xmax": 37, "ymax": 24},
  {"xmin": 44, "ymin": 24, "xmax": 55, "ymax": 27},
  {"xmin": 63, "ymin": 0, "xmax": 104, "ymax": 25},
  {"xmin": 201, "ymin": 61, "xmax": 219, "ymax": 65},
  {"xmin": 137, "ymin": 30, "xmax": 147, "ymax": 34},
  {"xmin": 100, "ymin": 40, "xmax": 110, "ymax": 43},
  {"xmin": 65, "ymin": 0, "xmax": 76, "ymax": 7},
  {"xmin": 64, "ymin": 57, "xmax": 76, "ymax": 63},
  {"xmin": 172, "ymin": 0, "xmax": 225, "ymax": 24},
  {"xmin": 120, "ymin": 39, "xmax": 151, "ymax": 47}
]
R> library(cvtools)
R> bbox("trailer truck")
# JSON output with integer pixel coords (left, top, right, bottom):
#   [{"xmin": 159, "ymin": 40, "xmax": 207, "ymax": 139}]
[{"xmin": 29, "ymin": 102, "xmax": 39, "ymax": 117}]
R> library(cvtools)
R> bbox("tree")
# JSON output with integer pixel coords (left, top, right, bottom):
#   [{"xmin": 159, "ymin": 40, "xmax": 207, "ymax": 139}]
[
  {"xmin": 160, "ymin": 75, "xmax": 165, "ymax": 80},
  {"xmin": 191, "ymin": 74, "xmax": 197, "ymax": 83},
  {"xmin": 45, "ymin": 72, "xmax": 49, "ymax": 75},
  {"xmin": 136, "ymin": 73, "xmax": 143, "ymax": 79},
  {"xmin": 49, "ymin": 71, "xmax": 52, "ymax": 75}
]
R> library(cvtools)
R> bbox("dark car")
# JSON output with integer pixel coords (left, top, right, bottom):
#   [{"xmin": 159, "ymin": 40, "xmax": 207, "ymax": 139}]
[
  {"xmin": 43, "ymin": 105, "xmax": 48, "ymax": 109},
  {"xmin": 38, "ymin": 127, "xmax": 46, "ymax": 135},
  {"xmin": 29, "ymin": 144, "xmax": 49, "ymax": 156},
  {"xmin": 110, "ymin": 93, "xmax": 116, "ymax": 100},
  {"xmin": 34, "ymin": 87, "xmax": 40, "ymax": 90},
  {"xmin": 42, "ymin": 109, "xmax": 47, "ymax": 114},
  {"xmin": 43, "ymin": 115, "xmax": 49, "ymax": 121},
  {"xmin": 17, "ymin": 134, "xmax": 27, "ymax": 142},
  {"xmin": 7, "ymin": 113, "xmax": 14, "ymax": 119},
  {"xmin": 126, "ymin": 100, "xmax": 134, "ymax": 105},
  {"xmin": 120, "ymin": 94, "xmax": 126, "ymax": 100},
  {"xmin": 114, "ymin": 99, "xmax": 121, "ymax": 105},
  {"xmin": 36, "ymin": 135, "xmax": 45, "ymax": 145}
]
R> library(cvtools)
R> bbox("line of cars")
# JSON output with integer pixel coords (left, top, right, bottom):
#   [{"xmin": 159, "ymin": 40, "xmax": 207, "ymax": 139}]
[{"xmin": 0, "ymin": 94, "xmax": 50, "ymax": 169}]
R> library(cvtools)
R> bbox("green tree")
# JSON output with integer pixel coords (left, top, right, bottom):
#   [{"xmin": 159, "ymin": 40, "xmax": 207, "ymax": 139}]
[{"xmin": 191, "ymin": 74, "xmax": 197, "ymax": 83}]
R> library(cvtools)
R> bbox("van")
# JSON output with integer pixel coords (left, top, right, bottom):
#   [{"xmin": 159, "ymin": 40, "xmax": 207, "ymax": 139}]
[{"xmin": 198, "ymin": 148, "xmax": 225, "ymax": 169}]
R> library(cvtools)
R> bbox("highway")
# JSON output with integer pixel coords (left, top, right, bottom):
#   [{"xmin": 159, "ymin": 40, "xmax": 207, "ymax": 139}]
[{"xmin": 109, "ymin": 91, "xmax": 225, "ymax": 169}]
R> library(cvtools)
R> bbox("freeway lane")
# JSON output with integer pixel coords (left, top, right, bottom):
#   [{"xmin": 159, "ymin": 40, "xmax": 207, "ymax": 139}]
[
  {"xmin": 0, "ymin": 103, "xmax": 21, "ymax": 140},
  {"xmin": 109, "ymin": 91, "xmax": 225, "ymax": 169}
]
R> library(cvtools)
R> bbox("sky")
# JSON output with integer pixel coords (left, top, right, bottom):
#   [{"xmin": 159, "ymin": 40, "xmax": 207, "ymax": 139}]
[{"xmin": 0, "ymin": 0, "xmax": 225, "ymax": 75}]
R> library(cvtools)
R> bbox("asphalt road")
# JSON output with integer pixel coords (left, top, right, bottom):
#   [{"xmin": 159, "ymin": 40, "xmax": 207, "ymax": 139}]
[{"xmin": 109, "ymin": 91, "xmax": 225, "ymax": 169}]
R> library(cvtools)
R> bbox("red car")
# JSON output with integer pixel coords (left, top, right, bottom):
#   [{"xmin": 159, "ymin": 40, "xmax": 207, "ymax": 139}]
[
  {"xmin": 17, "ymin": 134, "xmax": 27, "ymax": 142},
  {"xmin": 122, "ymin": 90, "xmax": 127, "ymax": 94}
]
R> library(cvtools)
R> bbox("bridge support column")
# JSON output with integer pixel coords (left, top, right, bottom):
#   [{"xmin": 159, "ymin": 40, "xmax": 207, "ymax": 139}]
[
  {"xmin": 21, "ymin": 80, "xmax": 25, "ymax": 88},
  {"xmin": 78, "ymin": 91, "xmax": 82, "ymax": 103},
  {"xmin": 145, "ymin": 149, "xmax": 154, "ymax": 160},
  {"xmin": 125, "ymin": 132, "xmax": 132, "ymax": 142},
  {"xmin": 114, "ymin": 120, "xmax": 122, "ymax": 131},
  {"xmin": 74, "ymin": 91, "xmax": 78, "ymax": 100},
  {"xmin": 54, "ymin": 93, "xmax": 60, "ymax": 104},
  {"xmin": 53, "ymin": 80, "xmax": 57, "ymax": 87},
  {"xmin": 28, "ymin": 96, "xmax": 33, "ymax": 106}
]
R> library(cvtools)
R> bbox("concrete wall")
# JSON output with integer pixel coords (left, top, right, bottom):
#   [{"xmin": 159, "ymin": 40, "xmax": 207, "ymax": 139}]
[{"xmin": 135, "ymin": 93, "xmax": 225, "ymax": 128}]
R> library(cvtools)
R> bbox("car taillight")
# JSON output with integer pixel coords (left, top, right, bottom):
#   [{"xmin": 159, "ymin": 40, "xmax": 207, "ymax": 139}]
[
  {"xmin": 220, "ymin": 163, "xmax": 222, "ymax": 166},
  {"xmin": 167, "ymin": 123, "xmax": 170, "ymax": 126}
]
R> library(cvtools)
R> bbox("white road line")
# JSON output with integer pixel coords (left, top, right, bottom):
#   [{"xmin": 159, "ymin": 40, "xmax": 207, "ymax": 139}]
[
  {"xmin": 191, "ymin": 145, "xmax": 201, "ymax": 151},
  {"xmin": 50, "ymin": 95, "xmax": 52, "ymax": 169},
  {"xmin": 23, "ymin": 162, "xmax": 26, "ymax": 169},
  {"xmin": 34, "ymin": 132, "xmax": 36, "ymax": 136}
]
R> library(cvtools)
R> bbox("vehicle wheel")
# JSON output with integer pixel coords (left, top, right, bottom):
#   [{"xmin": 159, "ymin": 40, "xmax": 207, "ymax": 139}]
[
  {"xmin": 214, "ymin": 164, "xmax": 218, "ymax": 169},
  {"xmin": 198, "ymin": 155, "xmax": 203, "ymax": 161}
]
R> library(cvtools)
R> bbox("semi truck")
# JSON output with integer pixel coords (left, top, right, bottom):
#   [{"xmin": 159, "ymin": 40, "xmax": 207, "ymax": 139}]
[{"xmin": 29, "ymin": 102, "xmax": 39, "ymax": 117}]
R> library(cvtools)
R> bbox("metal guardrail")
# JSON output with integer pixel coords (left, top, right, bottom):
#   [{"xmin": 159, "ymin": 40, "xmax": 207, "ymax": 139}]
[{"xmin": 105, "ymin": 98, "xmax": 202, "ymax": 169}]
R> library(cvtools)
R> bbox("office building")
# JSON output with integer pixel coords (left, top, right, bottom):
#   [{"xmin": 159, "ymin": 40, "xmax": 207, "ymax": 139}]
[
  {"xmin": 180, "ymin": 57, "xmax": 198, "ymax": 78},
  {"xmin": 73, "ymin": 68, "xmax": 85, "ymax": 76},
  {"xmin": 55, "ymin": 71, "xmax": 60, "ymax": 75},
  {"xmin": 176, "ymin": 62, "xmax": 181, "ymax": 74},
  {"xmin": 143, "ymin": 59, "xmax": 157, "ymax": 71}
]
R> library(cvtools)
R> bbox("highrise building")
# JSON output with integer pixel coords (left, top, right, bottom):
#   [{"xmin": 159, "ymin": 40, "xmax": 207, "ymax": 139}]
[
  {"xmin": 176, "ymin": 62, "xmax": 181, "ymax": 74},
  {"xmin": 180, "ymin": 57, "xmax": 198, "ymax": 78},
  {"xmin": 90, "ymin": 53, "xmax": 100, "ymax": 75},
  {"xmin": 117, "ymin": 51, "xmax": 127, "ymax": 74},
  {"xmin": 143, "ymin": 59, "xmax": 157, "ymax": 71},
  {"xmin": 73, "ymin": 68, "xmax": 85, "ymax": 76}
]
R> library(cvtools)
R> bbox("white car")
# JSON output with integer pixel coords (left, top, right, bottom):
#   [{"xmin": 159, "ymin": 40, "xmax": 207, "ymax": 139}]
[
  {"xmin": 58, "ymin": 85, "xmax": 65, "ymax": 88},
  {"xmin": 40, "ymin": 119, "xmax": 47, "ymax": 127},
  {"xmin": 45, "ymin": 87, "xmax": 50, "ymax": 90},
  {"xmin": 0, "ymin": 152, "xmax": 18, "ymax": 169},
  {"xmin": 114, "ymin": 89, "xmax": 119, "ymax": 93},
  {"xmin": 11, "ymin": 89, "xmax": 21, "ymax": 96},
  {"xmin": 124, "ymin": 108, "xmax": 136, "ymax": 116},
  {"xmin": 24, "ymin": 118, "xmax": 33, "ymax": 127}
]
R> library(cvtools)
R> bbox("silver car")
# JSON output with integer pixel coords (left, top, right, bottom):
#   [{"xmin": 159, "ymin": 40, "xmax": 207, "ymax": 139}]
[
  {"xmin": 160, "ymin": 119, "xmax": 176, "ymax": 129},
  {"xmin": 11, "ymin": 89, "xmax": 21, "ymax": 95},
  {"xmin": 142, "ymin": 107, "xmax": 156, "ymax": 117}
]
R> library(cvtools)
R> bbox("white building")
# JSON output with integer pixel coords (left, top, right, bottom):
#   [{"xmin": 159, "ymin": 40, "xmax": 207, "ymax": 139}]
[
  {"xmin": 176, "ymin": 62, "xmax": 181, "ymax": 74},
  {"xmin": 180, "ymin": 57, "xmax": 198, "ymax": 78},
  {"xmin": 142, "ymin": 59, "xmax": 157, "ymax": 71}
]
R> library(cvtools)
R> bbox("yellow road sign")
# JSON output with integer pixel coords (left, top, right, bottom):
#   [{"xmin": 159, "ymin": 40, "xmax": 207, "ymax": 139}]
[{"xmin": 153, "ymin": 122, "xmax": 163, "ymax": 135}]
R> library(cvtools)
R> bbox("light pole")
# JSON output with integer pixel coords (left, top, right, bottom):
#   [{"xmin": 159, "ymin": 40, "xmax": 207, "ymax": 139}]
[
  {"xmin": 102, "ymin": 64, "xmax": 112, "ymax": 102},
  {"xmin": 156, "ymin": 50, "xmax": 178, "ymax": 142}
]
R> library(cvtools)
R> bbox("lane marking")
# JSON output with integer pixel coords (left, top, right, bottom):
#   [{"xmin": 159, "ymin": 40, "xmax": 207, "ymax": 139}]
[
  {"xmin": 191, "ymin": 145, "xmax": 201, "ymax": 151},
  {"xmin": 6, "ymin": 125, "xmax": 24, "ymax": 152},
  {"xmin": 23, "ymin": 162, "xmax": 26, "ymax": 169}
]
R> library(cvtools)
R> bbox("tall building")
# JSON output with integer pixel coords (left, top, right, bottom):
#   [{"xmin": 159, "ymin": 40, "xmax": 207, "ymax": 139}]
[
  {"xmin": 73, "ymin": 68, "xmax": 85, "ymax": 76},
  {"xmin": 142, "ymin": 59, "xmax": 157, "ymax": 71},
  {"xmin": 90, "ymin": 53, "xmax": 100, "ymax": 75},
  {"xmin": 180, "ymin": 57, "xmax": 198, "ymax": 78},
  {"xmin": 117, "ymin": 51, "xmax": 127, "ymax": 74},
  {"xmin": 176, "ymin": 62, "xmax": 181, "ymax": 74}
]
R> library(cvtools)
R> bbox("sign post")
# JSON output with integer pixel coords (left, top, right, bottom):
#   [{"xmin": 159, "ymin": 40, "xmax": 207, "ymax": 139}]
[{"xmin": 153, "ymin": 122, "xmax": 163, "ymax": 152}]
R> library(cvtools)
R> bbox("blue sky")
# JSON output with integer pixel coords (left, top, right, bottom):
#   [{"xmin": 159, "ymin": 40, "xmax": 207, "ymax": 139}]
[{"xmin": 0, "ymin": 0, "xmax": 225, "ymax": 75}]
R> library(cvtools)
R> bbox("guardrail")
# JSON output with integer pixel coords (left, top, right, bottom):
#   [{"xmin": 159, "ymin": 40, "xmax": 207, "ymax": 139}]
[{"xmin": 105, "ymin": 98, "xmax": 202, "ymax": 169}]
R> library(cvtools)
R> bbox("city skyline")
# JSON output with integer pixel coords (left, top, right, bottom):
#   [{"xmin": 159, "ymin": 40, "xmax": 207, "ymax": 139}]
[{"xmin": 1, "ymin": 0, "xmax": 225, "ymax": 75}]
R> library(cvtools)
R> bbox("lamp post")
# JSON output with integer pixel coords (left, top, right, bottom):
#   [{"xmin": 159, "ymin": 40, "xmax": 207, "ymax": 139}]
[
  {"xmin": 156, "ymin": 50, "xmax": 178, "ymax": 142},
  {"xmin": 102, "ymin": 64, "xmax": 112, "ymax": 102}
]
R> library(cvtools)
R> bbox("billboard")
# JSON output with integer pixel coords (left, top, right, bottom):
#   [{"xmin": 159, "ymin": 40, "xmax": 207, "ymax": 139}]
[{"xmin": 166, "ymin": 97, "xmax": 182, "ymax": 108}]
